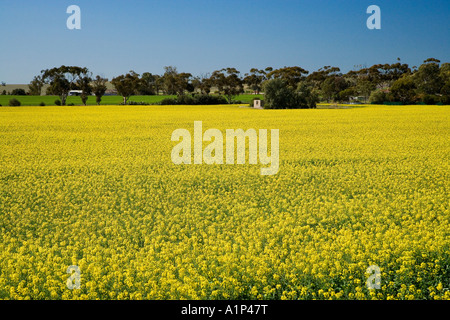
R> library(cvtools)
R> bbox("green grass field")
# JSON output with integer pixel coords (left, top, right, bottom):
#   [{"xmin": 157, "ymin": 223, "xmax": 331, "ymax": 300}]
[{"xmin": 0, "ymin": 94, "xmax": 264, "ymax": 107}]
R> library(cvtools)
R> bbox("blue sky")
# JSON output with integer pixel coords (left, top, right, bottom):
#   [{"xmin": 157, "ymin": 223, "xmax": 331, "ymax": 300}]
[{"xmin": 1, "ymin": 0, "xmax": 449, "ymax": 83}]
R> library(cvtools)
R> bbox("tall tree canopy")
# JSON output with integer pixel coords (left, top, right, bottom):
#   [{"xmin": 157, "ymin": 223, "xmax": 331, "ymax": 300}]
[
  {"xmin": 111, "ymin": 71, "xmax": 141, "ymax": 105},
  {"xmin": 210, "ymin": 68, "xmax": 244, "ymax": 104},
  {"xmin": 41, "ymin": 66, "xmax": 90, "ymax": 105},
  {"xmin": 267, "ymin": 66, "xmax": 309, "ymax": 88},
  {"xmin": 91, "ymin": 75, "xmax": 108, "ymax": 105}
]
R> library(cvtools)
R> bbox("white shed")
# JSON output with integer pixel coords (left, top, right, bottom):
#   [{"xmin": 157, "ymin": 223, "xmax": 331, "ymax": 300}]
[{"xmin": 253, "ymin": 99, "xmax": 264, "ymax": 109}]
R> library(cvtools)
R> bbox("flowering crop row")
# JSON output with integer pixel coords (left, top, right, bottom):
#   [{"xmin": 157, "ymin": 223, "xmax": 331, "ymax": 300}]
[{"xmin": 0, "ymin": 104, "xmax": 449, "ymax": 300}]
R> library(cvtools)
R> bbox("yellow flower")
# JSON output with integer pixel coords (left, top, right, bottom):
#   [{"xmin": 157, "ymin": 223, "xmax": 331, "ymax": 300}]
[{"xmin": 0, "ymin": 104, "xmax": 448, "ymax": 300}]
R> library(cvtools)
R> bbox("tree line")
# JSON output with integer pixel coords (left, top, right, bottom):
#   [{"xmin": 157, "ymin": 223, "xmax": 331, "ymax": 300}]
[{"xmin": 7, "ymin": 58, "xmax": 449, "ymax": 107}]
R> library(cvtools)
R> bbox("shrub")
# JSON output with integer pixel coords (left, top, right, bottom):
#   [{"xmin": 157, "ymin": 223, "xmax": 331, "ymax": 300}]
[
  {"xmin": 176, "ymin": 95, "xmax": 195, "ymax": 105},
  {"xmin": 11, "ymin": 88, "xmax": 26, "ymax": 95},
  {"xmin": 369, "ymin": 89, "xmax": 389, "ymax": 104},
  {"xmin": 68, "ymin": 103, "xmax": 75, "ymax": 106},
  {"xmin": 159, "ymin": 95, "xmax": 228, "ymax": 105},
  {"xmin": 297, "ymin": 82, "xmax": 318, "ymax": 108},
  {"xmin": 421, "ymin": 94, "xmax": 438, "ymax": 105},
  {"xmin": 8, "ymin": 98, "xmax": 21, "ymax": 106},
  {"xmin": 193, "ymin": 95, "xmax": 227, "ymax": 105},
  {"xmin": 439, "ymin": 95, "xmax": 450, "ymax": 105},
  {"xmin": 54, "ymin": 99, "xmax": 61, "ymax": 106},
  {"xmin": 337, "ymin": 87, "xmax": 356, "ymax": 103},
  {"xmin": 126, "ymin": 101, "xmax": 150, "ymax": 105},
  {"xmin": 159, "ymin": 98, "xmax": 179, "ymax": 105},
  {"xmin": 39, "ymin": 102, "xmax": 45, "ymax": 106}
]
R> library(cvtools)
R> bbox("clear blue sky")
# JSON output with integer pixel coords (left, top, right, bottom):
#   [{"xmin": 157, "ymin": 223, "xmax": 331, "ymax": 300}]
[{"xmin": 1, "ymin": 0, "xmax": 449, "ymax": 83}]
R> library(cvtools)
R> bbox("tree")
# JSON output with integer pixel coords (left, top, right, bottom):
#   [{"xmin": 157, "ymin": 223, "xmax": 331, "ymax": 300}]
[
  {"xmin": 28, "ymin": 75, "xmax": 44, "ymax": 96},
  {"xmin": 243, "ymin": 68, "xmax": 269, "ymax": 94},
  {"xmin": 369, "ymin": 89, "xmax": 389, "ymax": 104},
  {"xmin": 414, "ymin": 58, "xmax": 442, "ymax": 95},
  {"xmin": 440, "ymin": 63, "xmax": 450, "ymax": 81},
  {"xmin": 111, "ymin": 71, "xmax": 141, "ymax": 104},
  {"xmin": 196, "ymin": 74, "xmax": 214, "ymax": 95},
  {"xmin": 343, "ymin": 63, "xmax": 409, "ymax": 101},
  {"xmin": 320, "ymin": 76, "xmax": 348, "ymax": 102},
  {"xmin": 162, "ymin": 66, "xmax": 177, "ymax": 95},
  {"xmin": 390, "ymin": 76, "xmax": 416, "ymax": 104},
  {"xmin": 155, "ymin": 75, "xmax": 164, "ymax": 96},
  {"xmin": 76, "ymin": 73, "xmax": 92, "ymax": 105},
  {"xmin": 175, "ymin": 72, "xmax": 193, "ymax": 96},
  {"xmin": 362, "ymin": 63, "xmax": 411, "ymax": 87},
  {"xmin": 190, "ymin": 77, "xmax": 202, "ymax": 94},
  {"xmin": 263, "ymin": 79, "xmax": 296, "ymax": 109},
  {"xmin": 267, "ymin": 66, "xmax": 309, "ymax": 88},
  {"xmin": 337, "ymin": 87, "xmax": 356, "ymax": 103},
  {"xmin": 139, "ymin": 72, "xmax": 158, "ymax": 95},
  {"xmin": 91, "ymin": 76, "xmax": 108, "ymax": 105},
  {"xmin": 356, "ymin": 78, "xmax": 375, "ymax": 103},
  {"xmin": 210, "ymin": 68, "xmax": 244, "ymax": 104},
  {"xmin": 297, "ymin": 82, "xmax": 319, "ymax": 108},
  {"xmin": 307, "ymin": 66, "xmax": 341, "ymax": 91},
  {"xmin": 263, "ymin": 78, "xmax": 317, "ymax": 109},
  {"xmin": 439, "ymin": 63, "xmax": 450, "ymax": 97},
  {"xmin": 41, "ymin": 66, "xmax": 90, "ymax": 105},
  {"xmin": 160, "ymin": 66, "xmax": 193, "ymax": 96}
]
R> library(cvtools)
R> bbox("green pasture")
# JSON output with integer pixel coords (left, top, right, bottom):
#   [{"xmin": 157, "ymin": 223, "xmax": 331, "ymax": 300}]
[{"xmin": 0, "ymin": 94, "xmax": 264, "ymax": 106}]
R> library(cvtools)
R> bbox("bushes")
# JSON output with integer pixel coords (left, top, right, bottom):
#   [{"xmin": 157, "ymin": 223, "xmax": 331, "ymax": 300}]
[
  {"xmin": 369, "ymin": 89, "xmax": 389, "ymax": 104},
  {"xmin": 439, "ymin": 95, "xmax": 450, "ymax": 105},
  {"xmin": 421, "ymin": 94, "xmax": 438, "ymax": 105},
  {"xmin": 126, "ymin": 101, "xmax": 150, "ymax": 105},
  {"xmin": 8, "ymin": 98, "xmax": 21, "ymax": 106},
  {"xmin": 159, "ymin": 98, "xmax": 179, "ymax": 105},
  {"xmin": 297, "ymin": 82, "xmax": 319, "ymax": 108},
  {"xmin": 175, "ymin": 95, "xmax": 195, "ymax": 105},
  {"xmin": 54, "ymin": 99, "xmax": 61, "ymax": 106},
  {"xmin": 39, "ymin": 102, "xmax": 46, "ymax": 106},
  {"xmin": 159, "ymin": 94, "xmax": 228, "ymax": 105},
  {"xmin": 337, "ymin": 87, "xmax": 356, "ymax": 103},
  {"xmin": 414, "ymin": 94, "xmax": 443, "ymax": 105},
  {"xmin": 11, "ymin": 88, "xmax": 26, "ymax": 95},
  {"xmin": 369, "ymin": 88, "xmax": 448, "ymax": 105},
  {"xmin": 194, "ymin": 94, "xmax": 228, "ymax": 105}
]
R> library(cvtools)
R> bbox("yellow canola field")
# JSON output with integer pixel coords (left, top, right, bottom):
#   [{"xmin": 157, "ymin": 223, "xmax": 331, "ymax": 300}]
[{"xmin": 0, "ymin": 104, "xmax": 449, "ymax": 300}]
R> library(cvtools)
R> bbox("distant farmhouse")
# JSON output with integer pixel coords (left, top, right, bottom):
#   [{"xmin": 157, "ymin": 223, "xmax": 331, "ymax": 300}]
[{"xmin": 68, "ymin": 90, "xmax": 83, "ymax": 96}]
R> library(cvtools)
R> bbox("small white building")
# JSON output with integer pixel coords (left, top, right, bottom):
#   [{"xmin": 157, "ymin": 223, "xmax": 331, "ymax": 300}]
[
  {"xmin": 253, "ymin": 99, "xmax": 264, "ymax": 109},
  {"xmin": 68, "ymin": 90, "xmax": 83, "ymax": 96}
]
